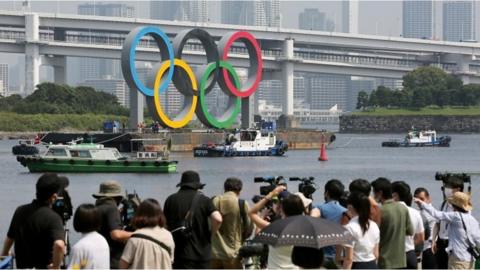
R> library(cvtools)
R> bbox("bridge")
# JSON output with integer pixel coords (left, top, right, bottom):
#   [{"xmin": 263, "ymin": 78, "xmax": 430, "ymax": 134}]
[{"xmin": 1, "ymin": 10, "xmax": 480, "ymax": 123}]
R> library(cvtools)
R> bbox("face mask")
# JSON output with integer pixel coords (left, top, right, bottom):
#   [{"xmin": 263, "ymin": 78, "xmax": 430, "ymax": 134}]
[{"xmin": 444, "ymin": 188, "xmax": 454, "ymax": 197}]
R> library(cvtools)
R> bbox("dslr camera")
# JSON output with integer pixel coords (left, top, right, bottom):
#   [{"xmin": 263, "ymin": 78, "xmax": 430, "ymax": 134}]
[
  {"xmin": 254, "ymin": 176, "xmax": 287, "ymax": 196},
  {"xmin": 435, "ymin": 172, "xmax": 471, "ymax": 185},
  {"xmin": 289, "ymin": 177, "xmax": 316, "ymax": 199}
]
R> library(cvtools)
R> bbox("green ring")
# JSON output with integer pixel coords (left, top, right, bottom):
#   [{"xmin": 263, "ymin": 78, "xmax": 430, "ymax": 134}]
[{"xmin": 197, "ymin": 61, "xmax": 241, "ymax": 129}]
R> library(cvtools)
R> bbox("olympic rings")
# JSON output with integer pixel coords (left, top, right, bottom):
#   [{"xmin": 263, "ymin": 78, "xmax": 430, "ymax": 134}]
[{"xmin": 121, "ymin": 26, "xmax": 263, "ymax": 129}]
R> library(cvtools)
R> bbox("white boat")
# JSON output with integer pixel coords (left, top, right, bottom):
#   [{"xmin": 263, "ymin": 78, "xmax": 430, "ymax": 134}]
[{"xmin": 382, "ymin": 130, "xmax": 451, "ymax": 147}]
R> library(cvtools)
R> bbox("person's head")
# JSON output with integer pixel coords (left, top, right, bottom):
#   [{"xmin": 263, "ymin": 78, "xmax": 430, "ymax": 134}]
[
  {"xmin": 371, "ymin": 177, "xmax": 392, "ymax": 202},
  {"xmin": 224, "ymin": 177, "xmax": 243, "ymax": 195},
  {"xmin": 448, "ymin": 192, "xmax": 472, "ymax": 213},
  {"xmin": 324, "ymin": 179, "xmax": 344, "ymax": 202},
  {"xmin": 36, "ymin": 173, "xmax": 62, "ymax": 205},
  {"xmin": 132, "ymin": 198, "xmax": 166, "ymax": 229},
  {"xmin": 73, "ymin": 204, "xmax": 101, "ymax": 233},
  {"xmin": 392, "ymin": 181, "xmax": 412, "ymax": 206},
  {"xmin": 349, "ymin": 179, "xmax": 371, "ymax": 197},
  {"xmin": 92, "ymin": 180, "xmax": 124, "ymax": 204},
  {"xmin": 445, "ymin": 176, "xmax": 464, "ymax": 193},
  {"xmin": 291, "ymin": 246, "xmax": 324, "ymax": 269},
  {"xmin": 177, "ymin": 170, "xmax": 205, "ymax": 190},
  {"xmin": 281, "ymin": 194, "xmax": 305, "ymax": 217},
  {"xmin": 414, "ymin": 187, "xmax": 431, "ymax": 204},
  {"xmin": 294, "ymin": 192, "xmax": 313, "ymax": 214},
  {"xmin": 347, "ymin": 192, "xmax": 371, "ymax": 235}
]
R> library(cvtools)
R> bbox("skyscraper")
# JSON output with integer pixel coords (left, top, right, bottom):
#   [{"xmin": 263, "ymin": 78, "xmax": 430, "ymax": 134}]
[
  {"xmin": 150, "ymin": 1, "xmax": 208, "ymax": 22},
  {"xmin": 306, "ymin": 74, "xmax": 349, "ymax": 110},
  {"xmin": 342, "ymin": 0, "xmax": 359, "ymax": 34},
  {"xmin": 443, "ymin": 0, "xmax": 475, "ymax": 42},
  {"xmin": 0, "ymin": 64, "xmax": 8, "ymax": 97},
  {"xmin": 77, "ymin": 3, "xmax": 135, "ymax": 82},
  {"xmin": 403, "ymin": 0, "xmax": 434, "ymax": 39},
  {"xmin": 221, "ymin": 0, "xmax": 280, "ymax": 27},
  {"xmin": 80, "ymin": 76, "xmax": 130, "ymax": 107},
  {"xmin": 298, "ymin": 8, "xmax": 334, "ymax": 31}
]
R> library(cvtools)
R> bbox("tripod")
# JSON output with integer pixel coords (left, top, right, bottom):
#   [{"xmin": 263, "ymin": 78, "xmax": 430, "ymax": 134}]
[{"xmin": 62, "ymin": 222, "xmax": 71, "ymax": 268}]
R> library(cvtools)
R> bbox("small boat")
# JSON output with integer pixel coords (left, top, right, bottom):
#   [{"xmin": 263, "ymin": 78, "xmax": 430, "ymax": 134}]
[
  {"xmin": 193, "ymin": 129, "xmax": 288, "ymax": 157},
  {"xmin": 12, "ymin": 139, "xmax": 39, "ymax": 156},
  {"xmin": 382, "ymin": 130, "xmax": 451, "ymax": 147},
  {"xmin": 16, "ymin": 142, "xmax": 177, "ymax": 173}
]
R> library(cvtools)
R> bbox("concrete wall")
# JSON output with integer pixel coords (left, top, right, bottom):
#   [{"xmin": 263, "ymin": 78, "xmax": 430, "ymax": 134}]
[{"xmin": 340, "ymin": 115, "xmax": 480, "ymax": 133}]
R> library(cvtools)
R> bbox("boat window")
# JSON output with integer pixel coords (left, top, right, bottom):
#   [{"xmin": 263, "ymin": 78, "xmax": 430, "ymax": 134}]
[
  {"xmin": 46, "ymin": 148, "xmax": 67, "ymax": 157},
  {"xmin": 73, "ymin": 150, "xmax": 92, "ymax": 158}
]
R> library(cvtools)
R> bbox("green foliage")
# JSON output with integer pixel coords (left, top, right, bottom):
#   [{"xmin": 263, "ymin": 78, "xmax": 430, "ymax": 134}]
[
  {"xmin": 0, "ymin": 112, "xmax": 128, "ymax": 132},
  {"xmin": 356, "ymin": 91, "xmax": 369, "ymax": 110},
  {"xmin": 0, "ymin": 82, "xmax": 128, "ymax": 115},
  {"xmin": 357, "ymin": 66, "xmax": 480, "ymax": 110},
  {"xmin": 353, "ymin": 106, "xmax": 480, "ymax": 116}
]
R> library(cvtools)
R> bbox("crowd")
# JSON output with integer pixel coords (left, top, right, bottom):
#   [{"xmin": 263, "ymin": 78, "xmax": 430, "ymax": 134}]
[{"xmin": 1, "ymin": 171, "xmax": 480, "ymax": 269}]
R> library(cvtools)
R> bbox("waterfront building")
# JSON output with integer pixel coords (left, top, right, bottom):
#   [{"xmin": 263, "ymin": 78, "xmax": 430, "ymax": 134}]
[
  {"xmin": 0, "ymin": 64, "xmax": 8, "ymax": 97},
  {"xmin": 150, "ymin": 1, "xmax": 208, "ymax": 22},
  {"xmin": 443, "ymin": 0, "xmax": 475, "ymax": 42},
  {"xmin": 80, "ymin": 76, "xmax": 129, "ymax": 108},
  {"xmin": 299, "ymin": 8, "xmax": 334, "ymax": 31},
  {"xmin": 403, "ymin": 0, "xmax": 434, "ymax": 39},
  {"xmin": 342, "ymin": 0, "xmax": 359, "ymax": 34}
]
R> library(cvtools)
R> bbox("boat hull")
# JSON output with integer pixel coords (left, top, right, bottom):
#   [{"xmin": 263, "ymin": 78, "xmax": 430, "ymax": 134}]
[
  {"xmin": 17, "ymin": 156, "xmax": 177, "ymax": 173},
  {"xmin": 193, "ymin": 147, "xmax": 285, "ymax": 157},
  {"xmin": 382, "ymin": 136, "xmax": 451, "ymax": 147}
]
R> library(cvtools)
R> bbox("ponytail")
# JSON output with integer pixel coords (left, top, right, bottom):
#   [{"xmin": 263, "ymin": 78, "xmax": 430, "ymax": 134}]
[{"xmin": 347, "ymin": 192, "xmax": 371, "ymax": 235}]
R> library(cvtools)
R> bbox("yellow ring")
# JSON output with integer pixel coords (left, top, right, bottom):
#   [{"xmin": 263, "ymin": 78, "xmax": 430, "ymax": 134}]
[{"xmin": 153, "ymin": 59, "xmax": 198, "ymax": 128}]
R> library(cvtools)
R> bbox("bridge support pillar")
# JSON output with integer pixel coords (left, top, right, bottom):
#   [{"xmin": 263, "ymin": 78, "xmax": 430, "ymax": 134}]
[
  {"xmin": 241, "ymin": 95, "xmax": 254, "ymax": 129},
  {"xmin": 24, "ymin": 13, "xmax": 40, "ymax": 96},
  {"xmin": 282, "ymin": 38, "xmax": 295, "ymax": 116},
  {"xmin": 129, "ymin": 88, "xmax": 144, "ymax": 131}
]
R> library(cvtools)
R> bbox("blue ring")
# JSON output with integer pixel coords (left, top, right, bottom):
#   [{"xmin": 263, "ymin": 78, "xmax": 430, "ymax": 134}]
[{"xmin": 126, "ymin": 26, "xmax": 174, "ymax": 96}]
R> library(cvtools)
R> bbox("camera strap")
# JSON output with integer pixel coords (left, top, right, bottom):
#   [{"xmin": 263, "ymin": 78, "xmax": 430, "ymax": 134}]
[
  {"xmin": 131, "ymin": 233, "xmax": 172, "ymax": 257},
  {"xmin": 459, "ymin": 213, "xmax": 477, "ymax": 261}
]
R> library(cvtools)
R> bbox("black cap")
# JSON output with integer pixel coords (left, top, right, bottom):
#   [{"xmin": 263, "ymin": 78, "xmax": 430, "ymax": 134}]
[{"xmin": 177, "ymin": 170, "xmax": 205, "ymax": 190}]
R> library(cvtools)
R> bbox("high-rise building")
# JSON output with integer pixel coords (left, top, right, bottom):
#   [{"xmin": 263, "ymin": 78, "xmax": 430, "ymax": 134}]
[
  {"xmin": 306, "ymin": 74, "xmax": 349, "ymax": 110},
  {"xmin": 80, "ymin": 76, "xmax": 130, "ymax": 107},
  {"xmin": 0, "ymin": 64, "xmax": 8, "ymax": 97},
  {"xmin": 403, "ymin": 0, "xmax": 434, "ymax": 39},
  {"xmin": 150, "ymin": 1, "xmax": 208, "ymax": 22},
  {"xmin": 77, "ymin": 3, "xmax": 135, "ymax": 82},
  {"xmin": 443, "ymin": 0, "xmax": 475, "ymax": 42},
  {"xmin": 299, "ymin": 8, "xmax": 334, "ymax": 31},
  {"xmin": 348, "ymin": 77, "xmax": 375, "ymax": 111},
  {"xmin": 221, "ymin": 0, "xmax": 280, "ymax": 27},
  {"xmin": 342, "ymin": 0, "xmax": 359, "ymax": 34}
]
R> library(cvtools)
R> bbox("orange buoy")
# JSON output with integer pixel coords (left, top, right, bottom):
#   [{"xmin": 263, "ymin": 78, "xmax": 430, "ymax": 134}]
[{"xmin": 318, "ymin": 143, "xmax": 328, "ymax": 161}]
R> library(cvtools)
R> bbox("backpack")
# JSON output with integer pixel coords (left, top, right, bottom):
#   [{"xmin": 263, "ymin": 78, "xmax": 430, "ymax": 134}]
[{"xmin": 171, "ymin": 193, "xmax": 200, "ymax": 242}]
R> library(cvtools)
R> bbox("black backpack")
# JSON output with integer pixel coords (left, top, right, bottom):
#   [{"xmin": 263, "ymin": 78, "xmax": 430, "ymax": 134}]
[{"xmin": 171, "ymin": 193, "xmax": 200, "ymax": 241}]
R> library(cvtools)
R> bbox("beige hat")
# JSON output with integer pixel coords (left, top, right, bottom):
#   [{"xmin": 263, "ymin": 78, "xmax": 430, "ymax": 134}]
[
  {"xmin": 294, "ymin": 192, "xmax": 313, "ymax": 208},
  {"xmin": 448, "ymin": 192, "xmax": 473, "ymax": 212},
  {"xmin": 92, "ymin": 180, "xmax": 124, "ymax": 198}
]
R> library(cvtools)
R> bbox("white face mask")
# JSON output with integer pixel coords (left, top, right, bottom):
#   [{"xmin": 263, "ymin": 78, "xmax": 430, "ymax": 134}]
[{"xmin": 444, "ymin": 188, "xmax": 454, "ymax": 197}]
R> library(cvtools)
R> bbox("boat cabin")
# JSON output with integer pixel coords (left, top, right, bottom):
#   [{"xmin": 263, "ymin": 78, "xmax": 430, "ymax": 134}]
[
  {"xmin": 225, "ymin": 130, "xmax": 276, "ymax": 151},
  {"xmin": 44, "ymin": 144, "xmax": 124, "ymax": 160},
  {"xmin": 406, "ymin": 130, "xmax": 437, "ymax": 143}
]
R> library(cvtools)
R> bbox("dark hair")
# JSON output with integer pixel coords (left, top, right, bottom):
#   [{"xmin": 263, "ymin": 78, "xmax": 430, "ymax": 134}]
[
  {"xmin": 414, "ymin": 187, "xmax": 430, "ymax": 198},
  {"xmin": 371, "ymin": 177, "xmax": 392, "ymax": 199},
  {"xmin": 349, "ymin": 179, "xmax": 371, "ymax": 196},
  {"xmin": 392, "ymin": 181, "xmax": 412, "ymax": 205},
  {"xmin": 132, "ymin": 198, "xmax": 166, "ymax": 229},
  {"xmin": 224, "ymin": 177, "xmax": 243, "ymax": 193},
  {"xmin": 291, "ymin": 246, "xmax": 324, "ymax": 269},
  {"xmin": 73, "ymin": 204, "xmax": 101, "ymax": 233},
  {"xmin": 281, "ymin": 195, "xmax": 305, "ymax": 217},
  {"xmin": 325, "ymin": 179, "xmax": 345, "ymax": 201},
  {"xmin": 447, "ymin": 177, "xmax": 464, "ymax": 192},
  {"xmin": 347, "ymin": 192, "xmax": 371, "ymax": 235},
  {"xmin": 36, "ymin": 173, "xmax": 61, "ymax": 202}
]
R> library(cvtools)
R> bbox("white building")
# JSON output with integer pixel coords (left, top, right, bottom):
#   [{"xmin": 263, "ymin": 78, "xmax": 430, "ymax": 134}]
[{"xmin": 342, "ymin": 0, "xmax": 359, "ymax": 34}]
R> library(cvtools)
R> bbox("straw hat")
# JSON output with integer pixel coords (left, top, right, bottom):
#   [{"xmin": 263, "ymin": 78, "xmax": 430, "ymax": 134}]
[
  {"xmin": 92, "ymin": 180, "xmax": 124, "ymax": 198},
  {"xmin": 294, "ymin": 192, "xmax": 313, "ymax": 208},
  {"xmin": 448, "ymin": 192, "xmax": 473, "ymax": 212}
]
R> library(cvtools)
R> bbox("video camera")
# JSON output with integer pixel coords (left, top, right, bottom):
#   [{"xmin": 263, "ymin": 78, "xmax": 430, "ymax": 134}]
[
  {"xmin": 52, "ymin": 187, "xmax": 73, "ymax": 224},
  {"xmin": 120, "ymin": 191, "xmax": 141, "ymax": 231},
  {"xmin": 435, "ymin": 172, "xmax": 471, "ymax": 185},
  {"xmin": 254, "ymin": 176, "xmax": 287, "ymax": 196},
  {"xmin": 289, "ymin": 177, "xmax": 316, "ymax": 199}
]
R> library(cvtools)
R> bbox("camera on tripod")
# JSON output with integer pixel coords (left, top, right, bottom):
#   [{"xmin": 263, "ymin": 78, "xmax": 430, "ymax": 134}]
[
  {"xmin": 289, "ymin": 177, "xmax": 316, "ymax": 199},
  {"xmin": 435, "ymin": 172, "xmax": 471, "ymax": 185},
  {"xmin": 254, "ymin": 176, "xmax": 287, "ymax": 196}
]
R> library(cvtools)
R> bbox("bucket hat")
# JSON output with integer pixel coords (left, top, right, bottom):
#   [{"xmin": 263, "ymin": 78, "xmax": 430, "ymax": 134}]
[
  {"xmin": 92, "ymin": 180, "xmax": 124, "ymax": 198},
  {"xmin": 448, "ymin": 192, "xmax": 473, "ymax": 212},
  {"xmin": 294, "ymin": 192, "xmax": 313, "ymax": 208},
  {"xmin": 177, "ymin": 171, "xmax": 205, "ymax": 189}
]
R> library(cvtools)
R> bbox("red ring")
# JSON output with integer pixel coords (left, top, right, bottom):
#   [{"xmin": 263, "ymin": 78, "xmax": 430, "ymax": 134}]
[{"xmin": 222, "ymin": 31, "xmax": 263, "ymax": 98}]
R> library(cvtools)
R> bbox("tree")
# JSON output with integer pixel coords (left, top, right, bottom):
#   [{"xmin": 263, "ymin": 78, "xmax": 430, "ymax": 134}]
[
  {"xmin": 356, "ymin": 91, "xmax": 369, "ymax": 110},
  {"xmin": 374, "ymin": 86, "xmax": 394, "ymax": 107}
]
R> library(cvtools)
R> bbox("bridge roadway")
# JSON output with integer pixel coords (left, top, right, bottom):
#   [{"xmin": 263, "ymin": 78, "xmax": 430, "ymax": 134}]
[{"xmin": 0, "ymin": 10, "xmax": 480, "ymax": 117}]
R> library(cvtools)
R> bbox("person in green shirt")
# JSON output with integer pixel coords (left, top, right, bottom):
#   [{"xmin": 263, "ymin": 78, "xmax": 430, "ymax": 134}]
[{"xmin": 372, "ymin": 177, "xmax": 414, "ymax": 269}]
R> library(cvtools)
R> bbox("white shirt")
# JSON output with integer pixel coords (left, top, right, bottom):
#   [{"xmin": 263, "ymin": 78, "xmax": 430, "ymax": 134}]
[
  {"xmin": 68, "ymin": 232, "xmax": 110, "ymax": 269},
  {"xmin": 343, "ymin": 216, "xmax": 380, "ymax": 262},
  {"xmin": 267, "ymin": 245, "xmax": 299, "ymax": 269},
  {"xmin": 400, "ymin": 202, "xmax": 424, "ymax": 252},
  {"xmin": 439, "ymin": 202, "xmax": 451, "ymax": 239},
  {"xmin": 420, "ymin": 204, "xmax": 437, "ymax": 251}
]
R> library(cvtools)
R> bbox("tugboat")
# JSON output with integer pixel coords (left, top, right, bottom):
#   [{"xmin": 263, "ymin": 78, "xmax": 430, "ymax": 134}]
[
  {"xmin": 16, "ymin": 141, "xmax": 177, "ymax": 173},
  {"xmin": 12, "ymin": 139, "xmax": 40, "ymax": 156},
  {"xmin": 193, "ymin": 129, "xmax": 288, "ymax": 157},
  {"xmin": 382, "ymin": 130, "xmax": 451, "ymax": 147}
]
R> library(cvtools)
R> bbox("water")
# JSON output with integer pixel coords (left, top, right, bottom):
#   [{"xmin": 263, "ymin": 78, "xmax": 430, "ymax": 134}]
[{"xmin": 1, "ymin": 133, "xmax": 480, "ymax": 243}]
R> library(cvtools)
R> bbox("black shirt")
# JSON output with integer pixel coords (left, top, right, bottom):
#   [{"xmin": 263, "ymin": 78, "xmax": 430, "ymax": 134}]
[
  {"xmin": 7, "ymin": 200, "xmax": 64, "ymax": 269},
  {"xmin": 164, "ymin": 188, "xmax": 216, "ymax": 261},
  {"xmin": 95, "ymin": 197, "xmax": 124, "ymax": 269}
]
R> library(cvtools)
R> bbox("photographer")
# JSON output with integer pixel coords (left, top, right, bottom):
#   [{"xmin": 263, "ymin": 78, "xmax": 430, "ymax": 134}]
[
  {"xmin": 414, "ymin": 192, "xmax": 480, "ymax": 269},
  {"xmin": 248, "ymin": 186, "xmax": 305, "ymax": 269}
]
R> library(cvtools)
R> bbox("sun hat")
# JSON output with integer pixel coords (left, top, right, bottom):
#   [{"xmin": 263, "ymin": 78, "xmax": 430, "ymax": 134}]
[
  {"xmin": 92, "ymin": 180, "xmax": 124, "ymax": 198},
  {"xmin": 448, "ymin": 192, "xmax": 473, "ymax": 212},
  {"xmin": 176, "ymin": 171, "xmax": 205, "ymax": 189},
  {"xmin": 294, "ymin": 192, "xmax": 313, "ymax": 208}
]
